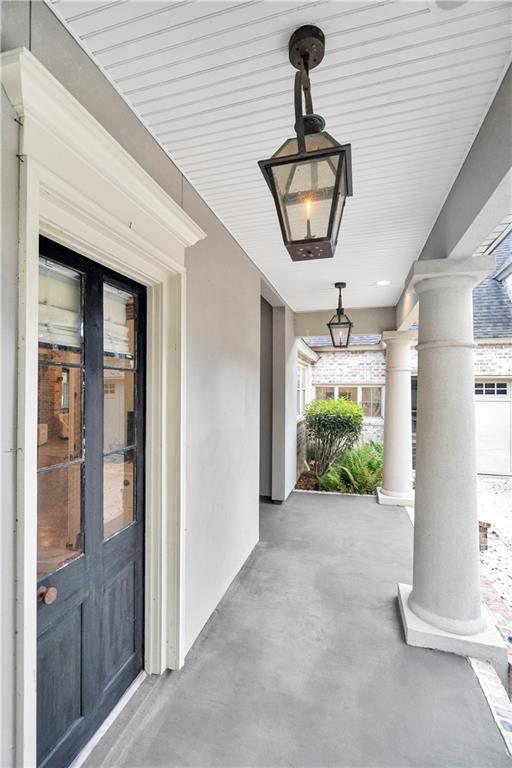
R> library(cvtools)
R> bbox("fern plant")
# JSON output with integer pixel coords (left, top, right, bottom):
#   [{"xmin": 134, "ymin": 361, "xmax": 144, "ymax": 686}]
[{"xmin": 337, "ymin": 441, "xmax": 383, "ymax": 495}]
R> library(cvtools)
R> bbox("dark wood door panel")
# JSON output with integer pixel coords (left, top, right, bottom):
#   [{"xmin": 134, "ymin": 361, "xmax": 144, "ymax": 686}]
[
  {"xmin": 103, "ymin": 524, "xmax": 138, "ymax": 579},
  {"xmin": 102, "ymin": 562, "xmax": 136, "ymax": 683},
  {"xmin": 37, "ymin": 607, "xmax": 83, "ymax": 765}
]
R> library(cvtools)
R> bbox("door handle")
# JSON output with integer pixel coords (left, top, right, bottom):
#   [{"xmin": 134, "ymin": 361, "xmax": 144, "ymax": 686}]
[{"xmin": 37, "ymin": 585, "xmax": 58, "ymax": 605}]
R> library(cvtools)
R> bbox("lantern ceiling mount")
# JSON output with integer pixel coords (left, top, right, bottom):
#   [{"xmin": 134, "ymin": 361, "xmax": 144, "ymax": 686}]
[
  {"xmin": 258, "ymin": 25, "xmax": 353, "ymax": 262},
  {"xmin": 288, "ymin": 25, "xmax": 325, "ymax": 70}
]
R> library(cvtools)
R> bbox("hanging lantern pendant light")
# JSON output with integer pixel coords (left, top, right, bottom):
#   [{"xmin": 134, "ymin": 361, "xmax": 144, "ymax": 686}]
[
  {"xmin": 327, "ymin": 282, "xmax": 353, "ymax": 348},
  {"xmin": 258, "ymin": 25, "xmax": 353, "ymax": 262}
]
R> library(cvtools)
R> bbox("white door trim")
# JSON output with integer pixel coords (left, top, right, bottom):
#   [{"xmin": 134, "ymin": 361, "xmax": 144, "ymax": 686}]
[{"xmin": 1, "ymin": 47, "xmax": 206, "ymax": 768}]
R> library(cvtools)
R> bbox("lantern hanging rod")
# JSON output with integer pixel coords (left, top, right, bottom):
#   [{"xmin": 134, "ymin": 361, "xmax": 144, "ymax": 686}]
[
  {"xmin": 335, "ymin": 281, "xmax": 346, "ymax": 317},
  {"xmin": 289, "ymin": 25, "xmax": 326, "ymax": 154}
]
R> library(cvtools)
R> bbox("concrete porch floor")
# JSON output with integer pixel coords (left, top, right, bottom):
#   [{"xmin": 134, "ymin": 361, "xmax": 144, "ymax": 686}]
[{"xmin": 86, "ymin": 493, "xmax": 509, "ymax": 767}]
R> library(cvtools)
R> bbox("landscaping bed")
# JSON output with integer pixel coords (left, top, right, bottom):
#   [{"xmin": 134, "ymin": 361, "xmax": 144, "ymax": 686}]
[
  {"xmin": 296, "ymin": 397, "xmax": 384, "ymax": 496},
  {"xmin": 295, "ymin": 470, "xmax": 319, "ymax": 491}
]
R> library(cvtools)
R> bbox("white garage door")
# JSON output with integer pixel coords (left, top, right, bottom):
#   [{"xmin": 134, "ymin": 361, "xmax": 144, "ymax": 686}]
[{"xmin": 475, "ymin": 381, "xmax": 512, "ymax": 476}]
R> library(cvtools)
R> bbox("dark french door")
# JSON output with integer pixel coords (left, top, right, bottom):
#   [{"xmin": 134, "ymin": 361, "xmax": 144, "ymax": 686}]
[{"xmin": 36, "ymin": 237, "xmax": 145, "ymax": 768}]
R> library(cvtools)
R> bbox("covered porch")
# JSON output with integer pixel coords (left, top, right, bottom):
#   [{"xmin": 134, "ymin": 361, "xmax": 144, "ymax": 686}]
[
  {"xmin": 83, "ymin": 493, "xmax": 510, "ymax": 767},
  {"xmin": 1, "ymin": 2, "xmax": 511, "ymax": 767}
]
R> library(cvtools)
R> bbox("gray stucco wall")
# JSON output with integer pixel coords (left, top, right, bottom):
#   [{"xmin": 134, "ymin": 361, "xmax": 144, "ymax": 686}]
[
  {"xmin": 0, "ymin": 3, "xmax": 295, "ymax": 761},
  {"xmin": 181, "ymin": 183, "xmax": 261, "ymax": 651},
  {"xmin": 0, "ymin": 86, "xmax": 19, "ymax": 768}
]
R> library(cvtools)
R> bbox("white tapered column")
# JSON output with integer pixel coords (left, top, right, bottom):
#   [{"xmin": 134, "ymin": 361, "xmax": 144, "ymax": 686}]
[
  {"xmin": 398, "ymin": 255, "xmax": 507, "ymax": 678},
  {"xmin": 377, "ymin": 332, "xmax": 415, "ymax": 507}
]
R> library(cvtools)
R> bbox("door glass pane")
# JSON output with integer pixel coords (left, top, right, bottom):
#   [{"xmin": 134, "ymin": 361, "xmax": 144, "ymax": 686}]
[
  {"xmin": 39, "ymin": 259, "xmax": 82, "ymax": 363},
  {"xmin": 38, "ymin": 365, "xmax": 82, "ymax": 469},
  {"xmin": 104, "ymin": 450, "xmax": 135, "ymax": 539},
  {"xmin": 104, "ymin": 371, "xmax": 135, "ymax": 453},
  {"xmin": 38, "ymin": 464, "xmax": 82, "ymax": 578},
  {"xmin": 38, "ymin": 258, "xmax": 84, "ymax": 578},
  {"xmin": 104, "ymin": 284, "xmax": 135, "ymax": 368}
]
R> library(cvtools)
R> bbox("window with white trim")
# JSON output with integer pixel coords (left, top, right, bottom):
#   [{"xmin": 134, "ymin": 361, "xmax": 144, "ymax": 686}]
[
  {"xmin": 297, "ymin": 363, "xmax": 308, "ymax": 417},
  {"xmin": 315, "ymin": 386, "xmax": 336, "ymax": 400},
  {"xmin": 361, "ymin": 386, "xmax": 382, "ymax": 417},
  {"xmin": 338, "ymin": 386, "xmax": 357, "ymax": 402},
  {"xmin": 475, "ymin": 381, "xmax": 508, "ymax": 396},
  {"xmin": 314, "ymin": 385, "xmax": 384, "ymax": 417}
]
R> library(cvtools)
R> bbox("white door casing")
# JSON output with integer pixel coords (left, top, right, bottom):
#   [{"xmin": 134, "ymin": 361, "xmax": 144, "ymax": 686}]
[{"xmin": 1, "ymin": 47, "xmax": 206, "ymax": 768}]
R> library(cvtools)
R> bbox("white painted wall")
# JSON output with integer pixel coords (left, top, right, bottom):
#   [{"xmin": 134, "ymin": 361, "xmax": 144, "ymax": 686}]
[{"xmin": 0, "ymin": 86, "xmax": 18, "ymax": 768}]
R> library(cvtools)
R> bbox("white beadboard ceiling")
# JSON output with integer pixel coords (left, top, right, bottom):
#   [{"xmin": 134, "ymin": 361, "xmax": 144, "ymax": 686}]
[{"xmin": 48, "ymin": 0, "xmax": 511, "ymax": 311}]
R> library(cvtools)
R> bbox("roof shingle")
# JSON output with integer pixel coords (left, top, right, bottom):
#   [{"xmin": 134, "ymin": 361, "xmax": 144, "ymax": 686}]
[{"xmin": 473, "ymin": 232, "xmax": 512, "ymax": 339}]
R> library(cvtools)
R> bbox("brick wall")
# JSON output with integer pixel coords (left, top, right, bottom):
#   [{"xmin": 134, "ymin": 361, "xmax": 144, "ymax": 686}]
[
  {"xmin": 313, "ymin": 343, "xmax": 512, "ymax": 384},
  {"xmin": 362, "ymin": 422, "xmax": 384, "ymax": 442},
  {"xmin": 474, "ymin": 344, "xmax": 512, "ymax": 377},
  {"xmin": 309, "ymin": 341, "xmax": 512, "ymax": 448},
  {"xmin": 410, "ymin": 343, "xmax": 512, "ymax": 377},
  {"xmin": 312, "ymin": 350, "xmax": 386, "ymax": 385}
]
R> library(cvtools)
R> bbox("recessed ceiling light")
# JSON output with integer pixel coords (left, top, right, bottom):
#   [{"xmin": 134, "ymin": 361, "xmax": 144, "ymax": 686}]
[{"xmin": 377, "ymin": 280, "xmax": 391, "ymax": 286}]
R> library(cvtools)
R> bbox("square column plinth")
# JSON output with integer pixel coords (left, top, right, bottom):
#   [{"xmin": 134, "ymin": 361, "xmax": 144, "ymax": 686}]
[{"xmin": 398, "ymin": 583, "xmax": 508, "ymax": 687}]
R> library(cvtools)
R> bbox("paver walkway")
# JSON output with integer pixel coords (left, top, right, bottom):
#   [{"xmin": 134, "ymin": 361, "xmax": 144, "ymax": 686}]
[{"xmin": 86, "ymin": 493, "xmax": 509, "ymax": 767}]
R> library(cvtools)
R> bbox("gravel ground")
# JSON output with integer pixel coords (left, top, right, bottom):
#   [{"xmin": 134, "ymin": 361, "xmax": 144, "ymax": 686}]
[
  {"xmin": 479, "ymin": 475, "xmax": 512, "ymax": 544},
  {"xmin": 479, "ymin": 475, "xmax": 512, "ymax": 610},
  {"xmin": 478, "ymin": 476, "xmax": 512, "ymax": 695}
]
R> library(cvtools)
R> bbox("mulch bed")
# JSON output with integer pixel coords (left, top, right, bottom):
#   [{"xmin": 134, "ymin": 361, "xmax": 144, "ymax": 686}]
[{"xmin": 295, "ymin": 470, "xmax": 319, "ymax": 491}]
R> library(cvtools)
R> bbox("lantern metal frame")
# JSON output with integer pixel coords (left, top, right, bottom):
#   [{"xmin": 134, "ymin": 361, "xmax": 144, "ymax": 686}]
[
  {"xmin": 327, "ymin": 282, "xmax": 353, "ymax": 348},
  {"xmin": 258, "ymin": 25, "xmax": 353, "ymax": 262}
]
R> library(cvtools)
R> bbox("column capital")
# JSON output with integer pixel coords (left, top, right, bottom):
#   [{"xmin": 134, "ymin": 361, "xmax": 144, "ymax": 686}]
[{"xmin": 409, "ymin": 254, "xmax": 495, "ymax": 296}]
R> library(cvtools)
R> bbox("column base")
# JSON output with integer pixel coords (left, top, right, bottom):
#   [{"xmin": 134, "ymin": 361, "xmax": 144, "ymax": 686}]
[
  {"xmin": 377, "ymin": 487, "xmax": 414, "ymax": 507},
  {"xmin": 398, "ymin": 583, "xmax": 508, "ymax": 686}
]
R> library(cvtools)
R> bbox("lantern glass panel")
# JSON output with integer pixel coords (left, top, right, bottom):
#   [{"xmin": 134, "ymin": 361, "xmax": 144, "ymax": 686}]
[
  {"xmin": 330, "ymin": 155, "xmax": 347, "ymax": 239},
  {"xmin": 270, "ymin": 154, "xmax": 340, "ymax": 243},
  {"xmin": 274, "ymin": 132, "xmax": 339, "ymax": 157},
  {"xmin": 328, "ymin": 319, "xmax": 351, "ymax": 348}
]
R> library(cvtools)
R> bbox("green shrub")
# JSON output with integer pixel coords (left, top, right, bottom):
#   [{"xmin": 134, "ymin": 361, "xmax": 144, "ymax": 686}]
[
  {"xmin": 318, "ymin": 467, "xmax": 341, "ymax": 492},
  {"xmin": 305, "ymin": 398, "xmax": 363, "ymax": 477},
  {"xmin": 337, "ymin": 441, "xmax": 384, "ymax": 495}
]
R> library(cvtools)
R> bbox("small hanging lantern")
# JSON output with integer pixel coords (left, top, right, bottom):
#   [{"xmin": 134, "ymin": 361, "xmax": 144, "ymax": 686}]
[
  {"xmin": 327, "ymin": 282, "xmax": 353, "ymax": 348},
  {"xmin": 258, "ymin": 25, "xmax": 352, "ymax": 261}
]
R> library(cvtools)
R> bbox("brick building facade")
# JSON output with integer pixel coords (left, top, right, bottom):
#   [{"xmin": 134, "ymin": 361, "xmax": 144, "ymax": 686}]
[{"xmin": 309, "ymin": 341, "xmax": 512, "ymax": 446}]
